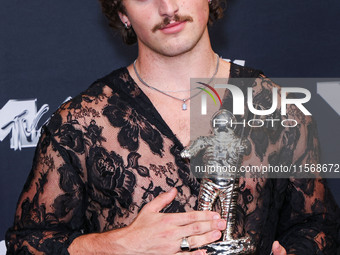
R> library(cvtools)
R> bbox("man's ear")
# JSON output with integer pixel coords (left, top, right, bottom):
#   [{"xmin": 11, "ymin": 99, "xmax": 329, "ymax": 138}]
[{"xmin": 118, "ymin": 12, "xmax": 131, "ymax": 27}]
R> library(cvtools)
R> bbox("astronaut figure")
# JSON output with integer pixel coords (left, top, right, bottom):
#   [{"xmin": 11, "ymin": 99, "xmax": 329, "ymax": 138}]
[{"xmin": 181, "ymin": 109, "xmax": 255, "ymax": 254}]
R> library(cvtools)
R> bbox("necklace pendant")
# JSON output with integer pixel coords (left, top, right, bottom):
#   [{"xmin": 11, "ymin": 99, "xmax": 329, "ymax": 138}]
[{"xmin": 182, "ymin": 102, "xmax": 187, "ymax": 110}]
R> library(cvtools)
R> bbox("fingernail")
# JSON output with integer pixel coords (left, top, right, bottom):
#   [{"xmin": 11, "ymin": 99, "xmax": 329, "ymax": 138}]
[
  {"xmin": 193, "ymin": 251, "xmax": 203, "ymax": 255},
  {"xmin": 169, "ymin": 187, "xmax": 176, "ymax": 193},
  {"xmin": 213, "ymin": 230, "xmax": 221, "ymax": 239},
  {"xmin": 217, "ymin": 220, "xmax": 225, "ymax": 229},
  {"xmin": 213, "ymin": 213, "xmax": 220, "ymax": 220}
]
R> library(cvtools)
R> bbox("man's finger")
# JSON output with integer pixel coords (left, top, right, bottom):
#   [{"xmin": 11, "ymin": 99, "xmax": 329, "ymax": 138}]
[
  {"xmin": 167, "ymin": 211, "xmax": 221, "ymax": 226},
  {"xmin": 177, "ymin": 219, "xmax": 226, "ymax": 238},
  {"xmin": 143, "ymin": 187, "xmax": 177, "ymax": 212},
  {"xmin": 184, "ymin": 230, "xmax": 222, "ymax": 250},
  {"xmin": 272, "ymin": 241, "xmax": 287, "ymax": 255}
]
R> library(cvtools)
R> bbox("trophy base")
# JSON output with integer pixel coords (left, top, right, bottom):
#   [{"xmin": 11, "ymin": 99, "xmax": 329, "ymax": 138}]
[{"xmin": 200, "ymin": 237, "xmax": 256, "ymax": 255}]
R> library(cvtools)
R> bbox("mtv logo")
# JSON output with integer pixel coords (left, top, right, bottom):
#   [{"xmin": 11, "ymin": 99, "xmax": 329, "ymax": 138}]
[{"xmin": 0, "ymin": 99, "xmax": 49, "ymax": 150}]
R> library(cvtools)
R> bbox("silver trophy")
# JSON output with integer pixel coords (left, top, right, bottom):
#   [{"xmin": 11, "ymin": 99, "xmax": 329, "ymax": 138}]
[{"xmin": 181, "ymin": 109, "xmax": 256, "ymax": 254}]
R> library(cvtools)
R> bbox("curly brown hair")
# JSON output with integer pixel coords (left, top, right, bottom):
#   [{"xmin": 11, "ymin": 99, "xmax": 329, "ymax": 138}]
[{"xmin": 98, "ymin": 0, "xmax": 226, "ymax": 45}]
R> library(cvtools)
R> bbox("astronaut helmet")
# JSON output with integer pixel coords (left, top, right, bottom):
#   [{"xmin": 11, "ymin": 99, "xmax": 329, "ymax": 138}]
[{"xmin": 211, "ymin": 109, "xmax": 237, "ymax": 133}]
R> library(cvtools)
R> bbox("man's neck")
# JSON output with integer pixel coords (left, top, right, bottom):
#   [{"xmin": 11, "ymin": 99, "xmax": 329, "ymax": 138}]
[{"xmin": 128, "ymin": 30, "xmax": 218, "ymax": 91}]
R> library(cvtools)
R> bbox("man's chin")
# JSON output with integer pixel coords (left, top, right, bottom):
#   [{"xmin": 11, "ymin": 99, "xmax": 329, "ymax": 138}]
[{"xmin": 156, "ymin": 41, "xmax": 200, "ymax": 58}]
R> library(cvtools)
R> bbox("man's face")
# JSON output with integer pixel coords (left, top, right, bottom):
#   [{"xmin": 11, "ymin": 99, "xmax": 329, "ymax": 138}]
[{"xmin": 121, "ymin": 0, "xmax": 210, "ymax": 57}]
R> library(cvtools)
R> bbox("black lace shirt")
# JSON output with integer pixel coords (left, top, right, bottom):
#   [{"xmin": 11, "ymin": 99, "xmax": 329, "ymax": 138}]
[{"xmin": 6, "ymin": 64, "xmax": 339, "ymax": 254}]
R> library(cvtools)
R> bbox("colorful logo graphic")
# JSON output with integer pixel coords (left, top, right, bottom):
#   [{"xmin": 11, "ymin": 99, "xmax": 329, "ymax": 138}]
[
  {"xmin": 198, "ymin": 82, "xmax": 312, "ymax": 117},
  {"xmin": 196, "ymin": 82, "xmax": 222, "ymax": 107}
]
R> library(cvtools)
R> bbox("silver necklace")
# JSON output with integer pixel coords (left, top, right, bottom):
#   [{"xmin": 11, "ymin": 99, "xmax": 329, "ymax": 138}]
[{"xmin": 133, "ymin": 54, "xmax": 220, "ymax": 110}]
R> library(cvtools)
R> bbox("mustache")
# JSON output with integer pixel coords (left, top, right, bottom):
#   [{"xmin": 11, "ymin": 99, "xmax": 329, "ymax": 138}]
[{"xmin": 152, "ymin": 15, "xmax": 193, "ymax": 33}]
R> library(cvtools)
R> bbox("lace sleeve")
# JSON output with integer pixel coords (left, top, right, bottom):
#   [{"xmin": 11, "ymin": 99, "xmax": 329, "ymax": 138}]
[
  {"xmin": 276, "ymin": 108, "xmax": 339, "ymax": 254},
  {"xmin": 5, "ymin": 116, "xmax": 87, "ymax": 255}
]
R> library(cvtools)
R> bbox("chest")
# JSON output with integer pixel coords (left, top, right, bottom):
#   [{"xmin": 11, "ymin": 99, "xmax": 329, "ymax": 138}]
[{"xmin": 148, "ymin": 96, "xmax": 192, "ymax": 146}]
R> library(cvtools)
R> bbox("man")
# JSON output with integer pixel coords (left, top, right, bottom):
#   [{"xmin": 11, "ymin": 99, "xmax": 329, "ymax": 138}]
[{"xmin": 5, "ymin": 0, "xmax": 338, "ymax": 254}]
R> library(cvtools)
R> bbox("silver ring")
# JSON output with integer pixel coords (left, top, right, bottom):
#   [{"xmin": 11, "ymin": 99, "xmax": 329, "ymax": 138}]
[{"xmin": 180, "ymin": 237, "xmax": 190, "ymax": 251}]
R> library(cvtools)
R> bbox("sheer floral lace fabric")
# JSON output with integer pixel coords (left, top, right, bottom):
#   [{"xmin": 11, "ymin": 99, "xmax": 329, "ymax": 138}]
[{"xmin": 6, "ymin": 64, "xmax": 339, "ymax": 254}]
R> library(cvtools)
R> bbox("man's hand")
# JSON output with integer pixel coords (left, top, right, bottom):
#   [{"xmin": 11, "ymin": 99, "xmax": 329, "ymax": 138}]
[
  {"xmin": 69, "ymin": 188, "xmax": 225, "ymax": 254},
  {"xmin": 114, "ymin": 187, "xmax": 226, "ymax": 255},
  {"xmin": 272, "ymin": 241, "xmax": 287, "ymax": 255}
]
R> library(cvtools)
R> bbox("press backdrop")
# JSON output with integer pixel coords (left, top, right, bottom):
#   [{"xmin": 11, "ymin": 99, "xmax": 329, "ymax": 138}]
[{"xmin": 1, "ymin": 0, "xmax": 339, "ymax": 252}]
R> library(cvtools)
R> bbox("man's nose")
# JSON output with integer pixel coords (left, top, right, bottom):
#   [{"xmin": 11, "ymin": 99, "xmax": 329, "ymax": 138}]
[{"xmin": 159, "ymin": 0, "xmax": 179, "ymax": 17}]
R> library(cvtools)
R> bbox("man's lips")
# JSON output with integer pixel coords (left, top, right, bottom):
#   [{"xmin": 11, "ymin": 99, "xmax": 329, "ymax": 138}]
[
  {"xmin": 159, "ymin": 21, "xmax": 186, "ymax": 34},
  {"xmin": 161, "ymin": 21, "xmax": 183, "ymax": 29}
]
